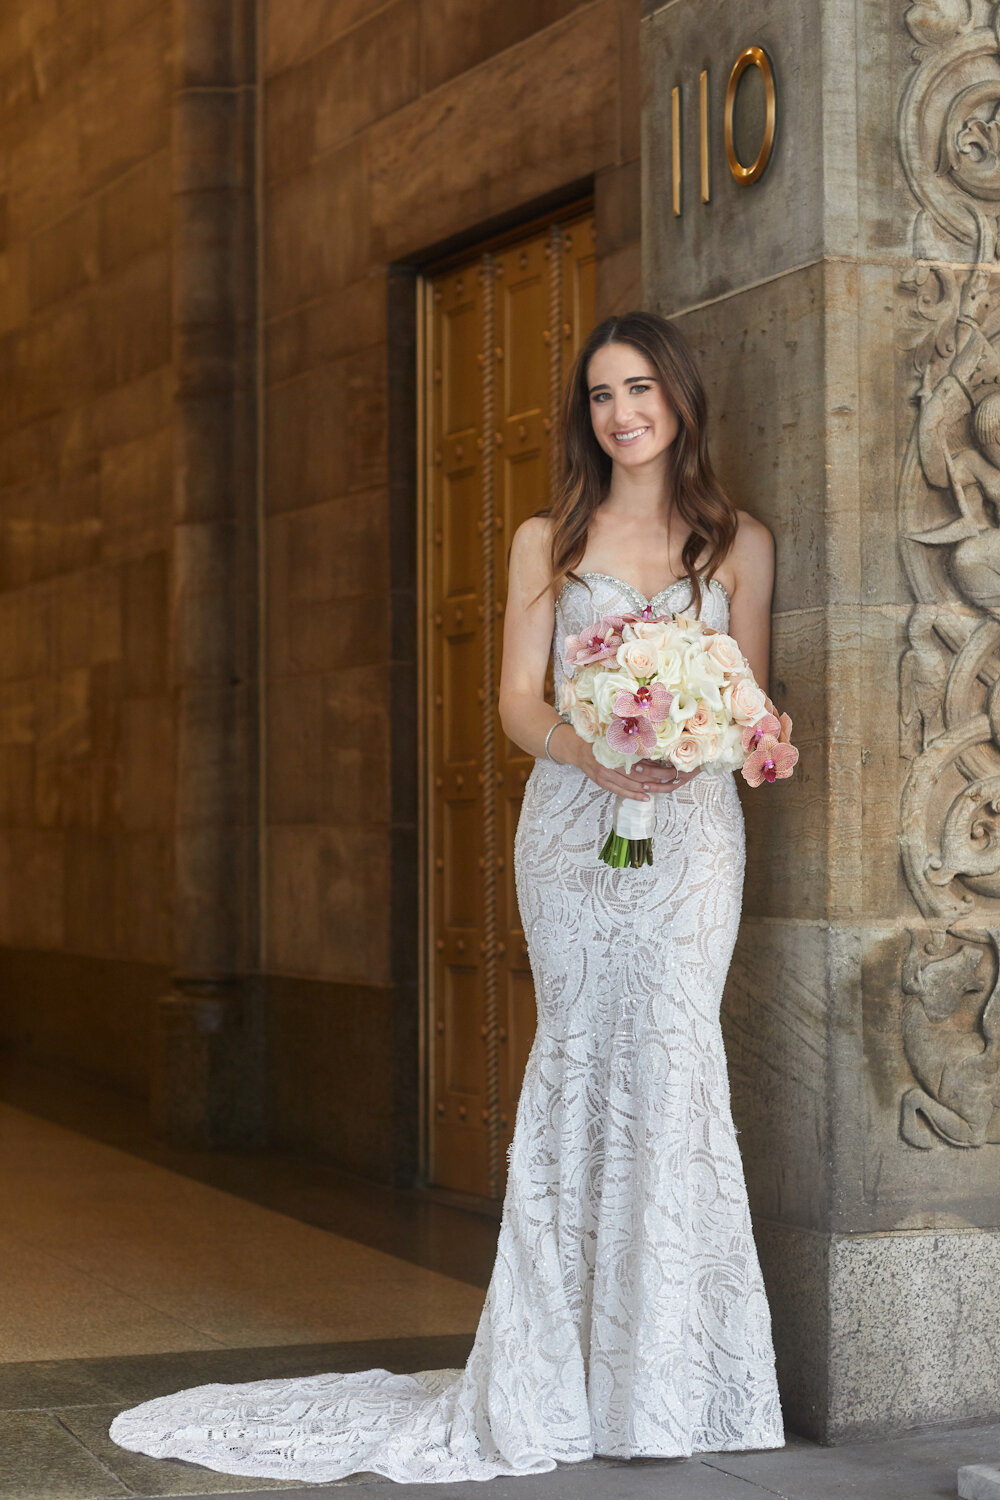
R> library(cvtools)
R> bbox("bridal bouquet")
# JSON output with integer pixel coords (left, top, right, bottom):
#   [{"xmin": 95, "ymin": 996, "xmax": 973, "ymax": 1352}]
[{"xmin": 558, "ymin": 606, "xmax": 798, "ymax": 868}]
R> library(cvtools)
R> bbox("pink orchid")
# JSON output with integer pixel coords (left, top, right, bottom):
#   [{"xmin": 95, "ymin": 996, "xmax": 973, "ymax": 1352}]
[
  {"xmin": 564, "ymin": 615, "xmax": 627, "ymax": 668},
  {"xmin": 606, "ymin": 714, "xmax": 657, "ymax": 755},
  {"xmin": 613, "ymin": 683, "xmax": 673, "ymax": 724},
  {"xmin": 740, "ymin": 714, "xmax": 781, "ymax": 754},
  {"xmin": 741, "ymin": 734, "xmax": 799, "ymax": 787}
]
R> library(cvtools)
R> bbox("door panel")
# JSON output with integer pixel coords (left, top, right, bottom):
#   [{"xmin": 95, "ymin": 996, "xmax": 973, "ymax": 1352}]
[{"xmin": 424, "ymin": 213, "xmax": 596, "ymax": 1197}]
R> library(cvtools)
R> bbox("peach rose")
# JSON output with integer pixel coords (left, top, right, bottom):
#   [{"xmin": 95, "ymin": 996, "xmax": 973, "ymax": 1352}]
[
  {"xmin": 671, "ymin": 734, "xmax": 704, "ymax": 773},
  {"xmin": 617, "ymin": 638, "xmax": 659, "ymax": 679},
  {"xmin": 569, "ymin": 701, "xmax": 601, "ymax": 742},
  {"xmin": 705, "ymin": 633, "xmax": 744, "ymax": 674},
  {"xmin": 685, "ymin": 701, "xmax": 718, "ymax": 738},
  {"xmin": 725, "ymin": 676, "xmax": 768, "ymax": 726}
]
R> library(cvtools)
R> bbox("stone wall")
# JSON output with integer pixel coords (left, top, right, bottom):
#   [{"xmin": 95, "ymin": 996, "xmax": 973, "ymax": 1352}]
[
  {"xmin": 0, "ymin": 0, "xmax": 174, "ymax": 1094},
  {"xmin": 642, "ymin": 0, "xmax": 1000, "ymax": 1443}
]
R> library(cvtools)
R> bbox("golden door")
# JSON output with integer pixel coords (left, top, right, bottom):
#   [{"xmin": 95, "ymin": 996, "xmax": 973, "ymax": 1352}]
[{"xmin": 422, "ymin": 213, "xmax": 596, "ymax": 1198}]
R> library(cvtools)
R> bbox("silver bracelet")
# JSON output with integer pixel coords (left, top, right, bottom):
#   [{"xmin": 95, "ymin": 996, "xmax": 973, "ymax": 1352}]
[{"xmin": 544, "ymin": 718, "xmax": 567, "ymax": 762}]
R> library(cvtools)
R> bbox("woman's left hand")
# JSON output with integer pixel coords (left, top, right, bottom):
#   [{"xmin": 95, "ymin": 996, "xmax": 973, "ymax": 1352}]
[{"xmin": 632, "ymin": 759, "xmax": 702, "ymax": 795}]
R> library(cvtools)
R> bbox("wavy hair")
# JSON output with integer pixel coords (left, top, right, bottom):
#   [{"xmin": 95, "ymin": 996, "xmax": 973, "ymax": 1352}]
[{"xmin": 547, "ymin": 311, "xmax": 736, "ymax": 616}]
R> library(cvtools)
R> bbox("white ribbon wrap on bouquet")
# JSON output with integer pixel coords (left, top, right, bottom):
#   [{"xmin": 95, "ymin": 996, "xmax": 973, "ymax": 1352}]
[{"xmin": 612, "ymin": 792, "xmax": 658, "ymax": 840}]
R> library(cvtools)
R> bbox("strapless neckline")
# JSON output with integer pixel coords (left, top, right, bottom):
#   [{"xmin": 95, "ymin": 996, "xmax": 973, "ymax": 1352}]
[{"xmin": 556, "ymin": 571, "xmax": 731, "ymax": 615}]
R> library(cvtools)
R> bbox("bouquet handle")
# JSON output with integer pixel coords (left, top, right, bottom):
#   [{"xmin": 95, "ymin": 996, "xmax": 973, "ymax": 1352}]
[{"xmin": 600, "ymin": 793, "xmax": 657, "ymax": 869}]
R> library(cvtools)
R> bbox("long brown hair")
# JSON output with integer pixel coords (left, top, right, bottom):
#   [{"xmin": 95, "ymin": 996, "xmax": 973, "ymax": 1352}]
[{"xmin": 547, "ymin": 310, "xmax": 736, "ymax": 616}]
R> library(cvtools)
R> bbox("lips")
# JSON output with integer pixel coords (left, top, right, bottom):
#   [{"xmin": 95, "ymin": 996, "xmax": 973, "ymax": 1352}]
[{"xmin": 612, "ymin": 426, "xmax": 649, "ymax": 444}]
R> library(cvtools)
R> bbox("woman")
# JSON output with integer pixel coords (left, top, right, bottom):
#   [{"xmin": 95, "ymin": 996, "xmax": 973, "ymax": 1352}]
[{"xmin": 109, "ymin": 311, "xmax": 783, "ymax": 1483}]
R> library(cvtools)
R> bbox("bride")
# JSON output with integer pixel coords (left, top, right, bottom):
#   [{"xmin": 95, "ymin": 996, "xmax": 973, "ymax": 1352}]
[{"xmin": 109, "ymin": 309, "xmax": 784, "ymax": 1483}]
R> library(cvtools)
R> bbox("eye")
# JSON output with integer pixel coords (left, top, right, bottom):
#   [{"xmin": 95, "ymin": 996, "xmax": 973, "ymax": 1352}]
[
  {"xmin": 629, "ymin": 383, "xmax": 650, "ymax": 394},
  {"xmin": 591, "ymin": 391, "xmax": 611, "ymax": 402}
]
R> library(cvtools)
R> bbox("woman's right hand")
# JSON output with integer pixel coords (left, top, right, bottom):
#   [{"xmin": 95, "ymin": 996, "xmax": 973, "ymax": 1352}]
[{"xmin": 556, "ymin": 728, "xmax": 661, "ymax": 803}]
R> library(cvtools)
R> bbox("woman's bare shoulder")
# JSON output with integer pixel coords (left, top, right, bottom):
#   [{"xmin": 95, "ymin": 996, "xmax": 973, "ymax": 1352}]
[
  {"xmin": 727, "ymin": 510, "xmax": 775, "ymax": 596},
  {"xmin": 509, "ymin": 514, "xmax": 553, "ymax": 573}
]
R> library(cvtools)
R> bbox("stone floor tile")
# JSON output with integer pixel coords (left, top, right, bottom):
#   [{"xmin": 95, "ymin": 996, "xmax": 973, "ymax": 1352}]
[
  {"xmin": 58, "ymin": 1405, "xmax": 305, "ymax": 1494},
  {"xmin": 1, "ymin": 1334, "xmax": 475, "ymax": 1411},
  {"xmin": 708, "ymin": 1420, "xmax": 1000, "ymax": 1497},
  {"xmin": 960, "ymin": 1464, "xmax": 1000, "ymax": 1499},
  {"xmin": 0, "ymin": 1227, "xmax": 220, "ymax": 1362},
  {"xmin": 0, "ymin": 1410, "xmax": 129, "ymax": 1500}
]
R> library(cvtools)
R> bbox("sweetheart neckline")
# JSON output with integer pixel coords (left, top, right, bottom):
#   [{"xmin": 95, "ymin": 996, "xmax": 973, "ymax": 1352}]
[{"xmin": 556, "ymin": 570, "xmax": 731, "ymax": 613}]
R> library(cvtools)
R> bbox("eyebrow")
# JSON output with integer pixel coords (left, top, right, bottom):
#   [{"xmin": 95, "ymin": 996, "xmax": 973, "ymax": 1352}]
[{"xmin": 587, "ymin": 375, "xmax": 658, "ymax": 393}]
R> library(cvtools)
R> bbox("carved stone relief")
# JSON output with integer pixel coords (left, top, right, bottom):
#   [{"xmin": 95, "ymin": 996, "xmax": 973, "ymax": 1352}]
[{"xmin": 898, "ymin": 0, "xmax": 1000, "ymax": 1148}]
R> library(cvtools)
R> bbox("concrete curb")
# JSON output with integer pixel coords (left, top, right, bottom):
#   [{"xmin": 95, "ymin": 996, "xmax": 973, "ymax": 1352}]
[{"xmin": 959, "ymin": 1465, "xmax": 1000, "ymax": 1499}]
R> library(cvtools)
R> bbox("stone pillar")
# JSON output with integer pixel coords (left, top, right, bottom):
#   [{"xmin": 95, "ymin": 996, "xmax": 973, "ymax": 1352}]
[
  {"xmin": 642, "ymin": 0, "xmax": 1000, "ymax": 1442},
  {"xmin": 151, "ymin": 0, "xmax": 263, "ymax": 1146}
]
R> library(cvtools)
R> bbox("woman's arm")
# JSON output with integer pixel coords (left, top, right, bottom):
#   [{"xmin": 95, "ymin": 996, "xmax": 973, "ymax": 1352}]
[
  {"xmin": 498, "ymin": 518, "xmax": 666, "ymax": 801},
  {"xmin": 726, "ymin": 510, "xmax": 775, "ymax": 694}
]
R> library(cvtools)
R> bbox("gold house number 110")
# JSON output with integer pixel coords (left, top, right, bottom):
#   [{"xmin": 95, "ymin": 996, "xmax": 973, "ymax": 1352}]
[{"xmin": 671, "ymin": 45, "xmax": 777, "ymax": 216}]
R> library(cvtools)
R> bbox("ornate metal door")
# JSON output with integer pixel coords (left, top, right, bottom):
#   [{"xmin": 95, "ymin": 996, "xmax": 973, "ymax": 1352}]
[{"xmin": 422, "ymin": 214, "xmax": 595, "ymax": 1198}]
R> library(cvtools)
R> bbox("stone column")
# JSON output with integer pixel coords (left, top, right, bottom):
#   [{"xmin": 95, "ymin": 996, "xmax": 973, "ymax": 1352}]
[
  {"xmin": 642, "ymin": 0, "xmax": 1000, "ymax": 1442},
  {"xmin": 151, "ymin": 0, "xmax": 263, "ymax": 1145}
]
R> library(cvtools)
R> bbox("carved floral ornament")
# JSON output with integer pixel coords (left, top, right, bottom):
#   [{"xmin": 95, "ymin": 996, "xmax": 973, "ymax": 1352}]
[{"xmin": 897, "ymin": 0, "xmax": 1000, "ymax": 1148}]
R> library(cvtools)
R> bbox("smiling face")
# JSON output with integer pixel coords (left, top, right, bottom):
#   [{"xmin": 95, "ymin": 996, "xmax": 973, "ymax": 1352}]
[{"xmin": 586, "ymin": 341, "xmax": 680, "ymax": 470}]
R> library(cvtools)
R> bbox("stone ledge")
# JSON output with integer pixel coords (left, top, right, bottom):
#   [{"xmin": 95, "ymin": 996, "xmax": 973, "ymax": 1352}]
[{"xmin": 960, "ymin": 1465, "xmax": 1000, "ymax": 1499}]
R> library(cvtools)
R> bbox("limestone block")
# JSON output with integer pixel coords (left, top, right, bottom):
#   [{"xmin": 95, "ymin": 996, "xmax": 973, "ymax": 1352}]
[
  {"xmin": 741, "ymin": 737, "xmax": 830, "ymax": 922},
  {"xmin": 98, "ymin": 426, "xmax": 172, "ymax": 563},
  {"xmin": 88, "ymin": 368, "xmax": 171, "ymax": 453},
  {"xmin": 0, "ymin": 244, "xmax": 32, "ymax": 337},
  {"xmin": 5, "ymin": 829, "xmax": 64, "ymax": 947},
  {"xmin": 264, "ymin": 0, "xmax": 380, "ymax": 77},
  {"xmin": 7, "ymin": 301, "xmax": 95, "ymax": 433},
  {"xmin": 267, "ymin": 581, "xmax": 392, "ymax": 678},
  {"xmin": 28, "ymin": 203, "xmax": 100, "ymax": 313},
  {"xmin": 7, "ymin": 92, "xmax": 81, "ymax": 239},
  {"xmin": 617, "ymin": 0, "xmax": 640, "ymax": 164},
  {"xmin": 281, "ymin": 490, "xmax": 390, "ymax": 606},
  {"xmin": 421, "ymin": 0, "xmax": 583, "ymax": 93},
  {"xmin": 118, "ymin": 697, "xmax": 173, "ymax": 831},
  {"xmin": 264, "ymin": 0, "xmax": 419, "ymax": 183},
  {"xmin": 0, "ymin": 745, "xmax": 34, "ymax": 826},
  {"xmin": 121, "ymin": 550, "xmax": 169, "ymax": 697},
  {"xmin": 723, "ymin": 919, "xmax": 832, "ymax": 1232},
  {"xmin": 753, "ymin": 1220, "xmax": 829, "ymax": 1438},
  {"xmin": 114, "ymin": 829, "xmax": 171, "ymax": 962},
  {"xmin": 671, "ymin": 264, "xmax": 827, "ymax": 616},
  {"xmin": 64, "ymin": 830, "xmax": 116, "ymax": 953},
  {"xmin": 595, "ymin": 242, "xmax": 641, "ymax": 320},
  {"xmin": 267, "ymin": 276, "xmax": 386, "ymax": 388},
  {"xmin": 960, "ymin": 1466, "xmax": 1000, "ymax": 1500},
  {"xmin": 596, "ymin": 161, "xmax": 641, "ymax": 258},
  {"xmin": 266, "ymin": 673, "xmax": 325, "ymax": 826},
  {"xmin": 89, "ymin": 251, "xmax": 171, "ymax": 393},
  {"xmin": 367, "ymin": 0, "xmax": 618, "ymax": 262},
  {"xmin": 0, "ymin": 678, "xmax": 36, "ymax": 746},
  {"xmin": 49, "ymin": 567, "xmax": 122, "ymax": 672},
  {"xmin": 265, "ymin": 347, "xmax": 388, "ymax": 514},
  {"xmin": 323, "ymin": 665, "xmax": 391, "ymax": 823},
  {"xmin": 266, "ymin": 975, "xmax": 394, "ymax": 1178},
  {"xmin": 265, "ymin": 139, "xmax": 369, "ymax": 319},
  {"xmin": 101, "ymin": 0, "xmax": 167, "ymax": 47},
  {"xmin": 77, "ymin": 13, "xmax": 169, "ymax": 197},
  {"xmin": 267, "ymin": 824, "xmax": 391, "ymax": 986},
  {"xmin": 30, "ymin": 4, "xmax": 102, "ymax": 98},
  {"xmin": 826, "ymin": 1227, "xmax": 1000, "ymax": 1440},
  {"xmin": 98, "ymin": 149, "xmax": 170, "ymax": 276}
]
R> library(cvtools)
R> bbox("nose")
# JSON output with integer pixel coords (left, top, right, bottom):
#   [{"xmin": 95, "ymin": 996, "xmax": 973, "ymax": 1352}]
[{"xmin": 612, "ymin": 396, "xmax": 636, "ymax": 427}]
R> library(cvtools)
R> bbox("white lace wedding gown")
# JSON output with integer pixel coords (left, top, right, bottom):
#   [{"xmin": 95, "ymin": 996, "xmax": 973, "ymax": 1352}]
[{"xmin": 109, "ymin": 572, "xmax": 784, "ymax": 1484}]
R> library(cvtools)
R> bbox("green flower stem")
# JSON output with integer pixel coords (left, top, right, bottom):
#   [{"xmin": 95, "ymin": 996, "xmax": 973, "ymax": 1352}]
[{"xmin": 599, "ymin": 832, "xmax": 654, "ymax": 869}]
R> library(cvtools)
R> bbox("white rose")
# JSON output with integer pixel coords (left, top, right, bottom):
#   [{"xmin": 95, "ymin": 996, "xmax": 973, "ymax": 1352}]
[
  {"xmin": 592, "ymin": 734, "xmax": 639, "ymax": 772},
  {"xmin": 652, "ymin": 717, "xmax": 682, "ymax": 754},
  {"xmin": 670, "ymin": 734, "xmax": 704, "ymax": 773},
  {"xmin": 558, "ymin": 678, "xmax": 581, "ymax": 713},
  {"xmin": 572, "ymin": 665, "xmax": 597, "ymax": 703},
  {"xmin": 617, "ymin": 638, "xmax": 659, "ymax": 679},
  {"xmin": 724, "ymin": 676, "xmax": 768, "ymax": 725},
  {"xmin": 655, "ymin": 646, "xmax": 685, "ymax": 686},
  {"xmin": 705, "ymin": 633, "xmax": 744, "ymax": 673},
  {"xmin": 592, "ymin": 669, "xmax": 639, "ymax": 722},
  {"xmin": 569, "ymin": 702, "xmax": 601, "ymax": 742},
  {"xmin": 682, "ymin": 658, "xmax": 725, "ymax": 710}
]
